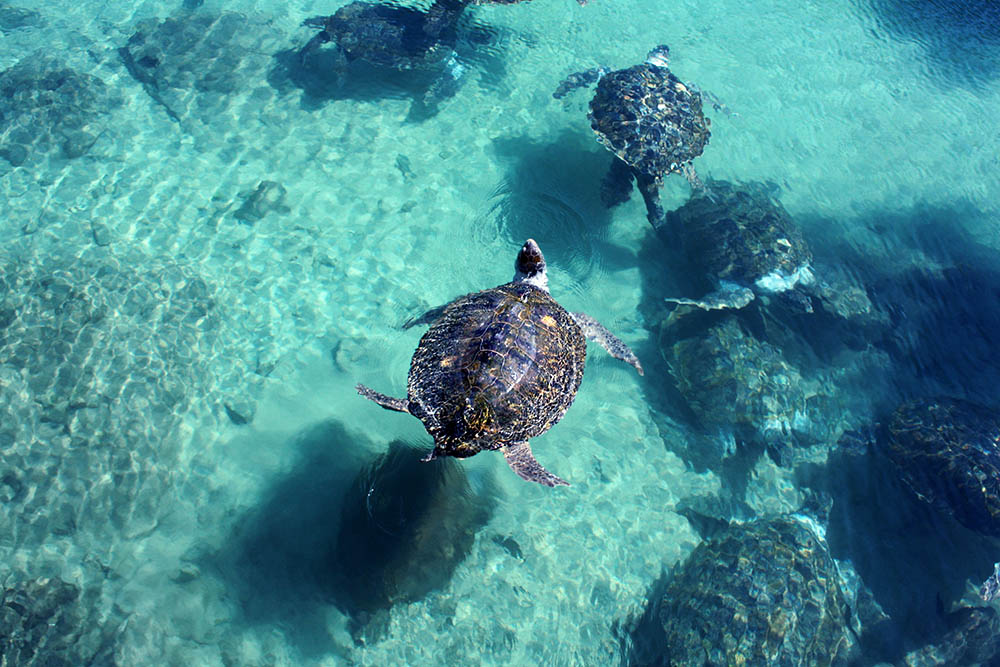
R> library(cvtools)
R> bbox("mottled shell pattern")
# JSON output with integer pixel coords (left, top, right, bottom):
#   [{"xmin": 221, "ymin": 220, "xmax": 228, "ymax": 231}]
[
  {"xmin": 667, "ymin": 180, "xmax": 813, "ymax": 287},
  {"xmin": 588, "ymin": 61, "xmax": 711, "ymax": 185},
  {"xmin": 659, "ymin": 516, "xmax": 856, "ymax": 665},
  {"xmin": 406, "ymin": 281, "xmax": 586, "ymax": 458},
  {"xmin": 883, "ymin": 397, "xmax": 1000, "ymax": 537}
]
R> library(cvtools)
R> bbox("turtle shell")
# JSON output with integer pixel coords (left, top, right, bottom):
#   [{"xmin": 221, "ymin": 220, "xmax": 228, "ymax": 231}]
[
  {"xmin": 407, "ymin": 282, "xmax": 586, "ymax": 457},
  {"xmin": 588, "ymin": 62, "xmax": 710, "ymax": 184},
  {"xmin": 667, "ymin": 180, "xmax": 812, "ymax": 288},
  {"xmin": 659, "ymin": 516, "xmax": 856, "ymax": 665},
  {"xmin": 327, "ymin": 1, "xmax": 459, "ymax": 70},
  {"xmin": 882, "ymin": 397, "xmax": 1000, "ymax": 536},
  {"xmin": 662, "ymin": 314, "xmax": 813, "ymax": 442}
]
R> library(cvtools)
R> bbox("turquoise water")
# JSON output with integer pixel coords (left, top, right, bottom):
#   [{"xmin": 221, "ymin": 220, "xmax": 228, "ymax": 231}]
[{"xmin": 1, "ymin": 0, "xmax": 999, "ymax": 664}]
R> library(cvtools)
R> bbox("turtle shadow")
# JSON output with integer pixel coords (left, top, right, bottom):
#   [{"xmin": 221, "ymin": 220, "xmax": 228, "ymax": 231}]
[
  {"xmin": 484, "ymin": 132, "xmax": 634, "ymax": 279},
  {"xmin": 208, "ymin": 419, "xmax": 494, "ymax": 651},
  {"xmin": 798, "ymin": 200, "xmax": 1000, "ymax": 405},
  {"xmin": 610, "ymin": 569, "xmax": 671, "ymax": 667},
  {"xmin": 856, "ymin": 0, "xmax": 1000, "ymax": 91},
  {"xmin": 205, "ymin": 419, "xmax": 367, "ymax": 656}
]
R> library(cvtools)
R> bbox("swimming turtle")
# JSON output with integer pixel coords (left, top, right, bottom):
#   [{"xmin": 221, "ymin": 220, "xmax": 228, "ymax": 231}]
[
  {"xmin": 662, "ymin": 179, "xmax": 817, "ymax": 311},
  {"xmin": 553, "ymin": 45, "xmax": 712, "ymax": 228},
  {"xmin": 656, "ymin": 514, "xmax": 858, "ymax": 664},
  {"xmin": 299, "ymin": 0, "xmax": 471, "ymax": 106},
  {"xmin": 660, "ymin": 312, "xmax": 830, "ymax": 466},
  {"xmin": 356, "ymin": 239, "xmax": 643, "ymax": 487},
  {"xmin": 881, "ymin": 397, "xmax": 1000, "ymax": 538},
  {"xmin": 842, "ymin": 397, "xmax": 1000, "ymax": 606}
]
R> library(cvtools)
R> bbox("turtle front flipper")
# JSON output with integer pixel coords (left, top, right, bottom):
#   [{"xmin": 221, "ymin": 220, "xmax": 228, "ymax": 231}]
[
  {"xmin": 552, "ymin": 67, "xmax": 608, "ymax": 99},
  {"xmin": 664, "ymin": 285, "xmax": 755, "ymax": 311},
  {"xmin": 570, "ymin": 312, "xmax": 643, "ymax": 375},
  {"xmin": 502, "ymin": 441, "xmax": 568, "ymax": 487},
  {"xmin": 980, "ymin": 562, "xmax": 1000, "ymax": 602},
  {"xmin": 299, "ymin": 27, "xmax": 332, "ymax": 66},
  {"xmin": 356, "ymin": 384, "xmax": 410, "ymax": 413}
]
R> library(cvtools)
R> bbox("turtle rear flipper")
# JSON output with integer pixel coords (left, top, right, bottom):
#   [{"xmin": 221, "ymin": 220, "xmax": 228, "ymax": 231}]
[
  {"xmin": 502, "ymin": 441, "xmax": 568, "ymax": 487},
  {"xmin": 356, "ymin": 384, "xmax": 410, "ymax": 413},
  {"xmin": 635, "ymin": 171, "xmax": 666, "ymax": 230},
  {"xmin": 600, "ymin": 158, "xmax": 635, "ymax": 208},
  {"xmin": 571, "ymin": 312, "xmax": 643, "ymax": 375}
]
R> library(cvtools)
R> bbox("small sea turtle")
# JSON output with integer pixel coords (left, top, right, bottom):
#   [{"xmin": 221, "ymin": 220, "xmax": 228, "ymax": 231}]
[
  {"xmin": 554, "ymin": 45, "xmax": 712, "ymax": 228},
  {"xmin": 299, "ymin": 0, "xmax": 472, "ymax": 105},
  {"xmin": 657, "ymin": 515, "xmax": 858, "ymax": 664},
  {"xmin": 356, "ymin": 239, "xmax": 643, "ymax": 487},
  {"xmin": 662, "ymin": 179, "xmax": 817, "ymax": 311}
]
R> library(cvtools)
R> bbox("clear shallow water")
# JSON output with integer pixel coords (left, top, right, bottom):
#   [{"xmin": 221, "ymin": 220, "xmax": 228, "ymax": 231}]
[{"xmin": 1, "ymin": 0, "xmax": 999, "ymax": 664}]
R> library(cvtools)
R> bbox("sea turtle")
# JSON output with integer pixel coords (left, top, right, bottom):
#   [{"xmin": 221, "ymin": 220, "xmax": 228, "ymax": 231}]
[
  {"xmin": 356, "ymin": 239, "xmax": 643, "ymax": 487},
  {"xmin": 881, "ymin": 397, "xmax": 1000, "ymax": 538},
  {"xmin": 656, "ymin": 514, "xmax": 858, "ymax": 664},
  {"xmin": 553, "ymin": 45, "xmax": 712, "ymax": 228},
  {"xmin": 661, "ymin": 179, "xmax": 817, "ymax": 311},
  {"xmin": 299, "ymin": 0, "xmax": 472, "ymax": 106},
  {"xmin": 660, "ymin": 312, "xmax": 831, "ymax": 466},
  {"xmin": 876, "ymin": 397, "xmax": 1000, "ymax": 537},
  {"xmin": 841, "ymin": 397, "xmax": 1000, "ymax": 607}
]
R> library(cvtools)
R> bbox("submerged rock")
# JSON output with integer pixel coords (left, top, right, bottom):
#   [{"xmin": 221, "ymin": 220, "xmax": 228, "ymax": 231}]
[
  {"xmin": 0, "ymin": 252, "xmax": 258, "ymax": 547},
  {"xmin": 334, "ymin": 441, "xmax": 491, "ymax": 643},
  {"xmin": 0, "ymin": 52, "xmax": 122, "ymax": 165},
  {"xmin": 0, "ymin": 2, "xmax": 44, "ymax": 34}
]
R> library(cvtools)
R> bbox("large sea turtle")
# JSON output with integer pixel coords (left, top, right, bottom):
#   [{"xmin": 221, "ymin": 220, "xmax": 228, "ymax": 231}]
[
  {"xmin": 656, "ymin": 515, "xmax": 858, "ymax": 665},
  {"xmin": 553, "ymin": 45, "xmax": 712, "ymax": 228},
  {"xmin": 356, "ymin": 239, "xmax": 643, "ymax": 487},
  {"xmin": 299, "ymin": 0, "xmax": 472, "ymax": 105},
  {"xmin": 661, "ymin": 179, "xmax": 817, "ymax": 311}
]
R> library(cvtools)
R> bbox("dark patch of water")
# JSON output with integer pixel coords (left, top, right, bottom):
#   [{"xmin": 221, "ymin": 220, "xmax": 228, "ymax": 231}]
[{"xmin": 857, "ymin": 0, "xmax": 1000, "ymax": 90}]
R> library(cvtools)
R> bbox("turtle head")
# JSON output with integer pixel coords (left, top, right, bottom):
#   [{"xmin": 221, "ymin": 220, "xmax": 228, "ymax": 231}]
[
  {"xmin": 513, "ymin": 239, "xmax": 549, "ymax": 291},
  {"xmin": 646, "ymin": 45, "xmax": 671, "ymax": 68}
]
